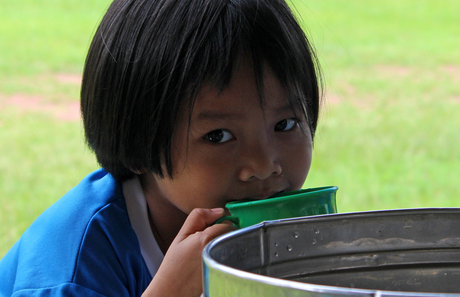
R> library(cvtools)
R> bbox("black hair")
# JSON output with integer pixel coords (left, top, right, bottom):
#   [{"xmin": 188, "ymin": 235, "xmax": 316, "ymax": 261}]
[{"xmin": 81, "ymin": 0, "xmax": 322, "ymax": 181}]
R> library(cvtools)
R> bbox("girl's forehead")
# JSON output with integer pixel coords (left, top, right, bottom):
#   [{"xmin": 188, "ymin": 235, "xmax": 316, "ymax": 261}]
[
  {"xmin": 177, "ymin": 58, "xmax": 304, "ymax": 131},
  {"xmin": 192, "ymin": 63, "xmax": 287, "ymax": 114}
]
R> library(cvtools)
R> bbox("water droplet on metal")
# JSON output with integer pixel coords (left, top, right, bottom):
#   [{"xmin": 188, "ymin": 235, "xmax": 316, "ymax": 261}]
[
  {"xmin": 404, "ymin": 220, "xmax": 413, "ymax": 229},
  {"xmin": 286, "ymin": 244, "xmax": 293, "ymax": 252},
  {"xmin": 314, "ymin": 229, "xmax": 320, "ymax": 234},
  {"xmin": 274, "ymin": 252, "xmax": 279, "ymax": 257},
  {"xmin": 293, "ymin": 231, "xmax": 300, "ymax": 238},
  {"xmin": 274, "ymin": 242, "xmax": 278, "ymax": 247},
  {"xmin": 312, "ymin": 239, "xmax": 317, "ymax": 245}
]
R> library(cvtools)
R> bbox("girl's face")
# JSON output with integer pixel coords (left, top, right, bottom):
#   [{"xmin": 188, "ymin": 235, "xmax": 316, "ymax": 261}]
[{"xmin": 142, "ymin": 62, "xmax": 312, "ymax": 217}]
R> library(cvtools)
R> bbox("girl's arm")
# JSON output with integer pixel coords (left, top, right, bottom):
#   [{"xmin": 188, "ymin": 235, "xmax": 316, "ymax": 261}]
[{"xmin": 142, "ymin": 208, "xmax": 234, "ymax": 297}]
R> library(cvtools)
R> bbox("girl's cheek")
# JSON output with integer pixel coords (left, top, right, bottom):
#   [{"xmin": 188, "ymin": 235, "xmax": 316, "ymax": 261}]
[{"xmin": 287, "ymin": 144, "xmax": 312, "ymax": 188}]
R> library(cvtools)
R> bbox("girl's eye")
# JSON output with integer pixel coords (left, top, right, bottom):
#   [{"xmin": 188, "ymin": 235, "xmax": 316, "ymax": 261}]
[
  {"xmin": 204, "ymin": 129, "xmax": 234, "ymax": 144},
  {"xmin": 275, "ymin": 118, "xmax": 297, "ymax": 132}
]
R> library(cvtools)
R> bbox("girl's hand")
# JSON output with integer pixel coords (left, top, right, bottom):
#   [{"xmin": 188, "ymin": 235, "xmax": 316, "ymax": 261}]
[{"xmin": 142, "ymin": 208, "xmax": 235, "ymax": 297}]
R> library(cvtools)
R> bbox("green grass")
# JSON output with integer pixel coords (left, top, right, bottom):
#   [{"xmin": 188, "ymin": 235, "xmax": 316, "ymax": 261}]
[
  {"xmin": 0, "ymin": 0, "xmax": 108, "ymax": 257},
  {"xmin": 0, "ymin": 0, "xmax": 109, "ymax": 73},
  {"xmin": 296, "ymin": 1, "xmax": 460, "ymax": 212},
  {"xmin": 0, "ymin": 110, "xmax": 98, "ymax": 255},
  {"xmin": 1, "ymin": 0, "xmax": 459, "ymax": 258}
]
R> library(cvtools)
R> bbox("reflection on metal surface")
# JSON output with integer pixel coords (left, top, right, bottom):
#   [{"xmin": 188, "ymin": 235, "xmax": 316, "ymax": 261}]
[{"xmin": 203, "ymin": 208, "xmax": 460, "ymax": 296}]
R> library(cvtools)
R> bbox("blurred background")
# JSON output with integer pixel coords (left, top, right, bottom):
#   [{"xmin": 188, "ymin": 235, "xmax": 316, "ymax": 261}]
[{"xmin": 0, "ymin": 0, "xmax": 459, "ymax": 257}]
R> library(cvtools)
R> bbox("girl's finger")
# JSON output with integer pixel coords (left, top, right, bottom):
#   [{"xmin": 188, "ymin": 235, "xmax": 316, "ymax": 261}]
[{"xmin": 175, "ymin": 208, "xmax": 226, "ymax": 239}]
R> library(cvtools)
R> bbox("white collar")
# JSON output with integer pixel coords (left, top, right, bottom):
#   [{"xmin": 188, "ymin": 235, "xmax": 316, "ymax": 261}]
[{"xmin": 123, "ymin": 176, "xmax": 164, "ymax": 276}]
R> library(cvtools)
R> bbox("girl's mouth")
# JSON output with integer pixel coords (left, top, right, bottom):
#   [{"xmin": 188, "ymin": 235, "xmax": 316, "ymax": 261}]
[{"xmin": 233, "ymin": 190, "xmax": 286, "ymax": 202}]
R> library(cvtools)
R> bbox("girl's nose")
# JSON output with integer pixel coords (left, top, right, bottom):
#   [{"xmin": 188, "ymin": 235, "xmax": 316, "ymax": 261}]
[{"xmin": 238, "ymin": 142, "xmax": 282, "ymax": 181}]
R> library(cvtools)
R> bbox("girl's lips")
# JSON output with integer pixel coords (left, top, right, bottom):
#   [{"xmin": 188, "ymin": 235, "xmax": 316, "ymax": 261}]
[
  {"xmin": 254, "ymin": 190, "xmax": 285, "ymax": 200},
  {"xmin": 233, "ymin": 190, "xmax": 286, "ymax": 202}
]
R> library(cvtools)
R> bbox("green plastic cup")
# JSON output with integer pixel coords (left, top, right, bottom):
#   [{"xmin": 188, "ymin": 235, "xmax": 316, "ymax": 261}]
[{"xmin": 215, "ymin": 186, "xmax": 338, "ymax": 229}]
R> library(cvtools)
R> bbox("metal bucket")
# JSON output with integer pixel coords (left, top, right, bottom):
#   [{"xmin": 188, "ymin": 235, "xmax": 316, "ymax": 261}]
[{"xmin": 203, "ymin": 208, "xmax": 460, "ymax": 296}]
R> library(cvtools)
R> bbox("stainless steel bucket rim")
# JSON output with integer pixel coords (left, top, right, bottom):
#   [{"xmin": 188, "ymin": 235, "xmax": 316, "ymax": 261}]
[{"xmin": 203, "ymin": 208, "xmax": 460, "ymax": 297}]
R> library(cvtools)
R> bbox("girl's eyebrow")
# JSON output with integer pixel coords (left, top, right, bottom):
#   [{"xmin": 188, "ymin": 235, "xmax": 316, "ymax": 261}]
[
  {"xmin": 196, "ymin": 103, "xmax": 294, "ymax": 121},
  {"xmin": 196, "ymin": 111, "xmax": 245, "ymax": 121},
  {"xmin": 270, "ymin": 103, "xmax": 295, "ymax": 113},
  {"xmin": 264, "ymin": 101, "xmax": 299, "ymax": 114}
]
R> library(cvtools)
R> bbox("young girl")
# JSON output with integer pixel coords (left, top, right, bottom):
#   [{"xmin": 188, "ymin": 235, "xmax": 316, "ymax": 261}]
[{"xmin": 0, "ymin": 0, "xmax": 321, "ymax": 296}]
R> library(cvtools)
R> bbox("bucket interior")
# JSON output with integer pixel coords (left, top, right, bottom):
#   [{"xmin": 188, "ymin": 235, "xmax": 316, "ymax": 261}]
[{"xmin": 207, "ymin": 209, "xmax": 460, "ymax": 294}]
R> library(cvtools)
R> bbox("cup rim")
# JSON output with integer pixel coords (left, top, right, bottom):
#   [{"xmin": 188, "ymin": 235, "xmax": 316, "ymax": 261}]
[{"xmin": 225, "ymin": 186, "xmax": 338, "ymax": 210}]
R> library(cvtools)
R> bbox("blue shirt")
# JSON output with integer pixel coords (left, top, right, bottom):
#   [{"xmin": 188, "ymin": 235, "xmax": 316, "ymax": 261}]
[{"xmin": 0, "ymin": 169, "xmax": 152, "ymax": 296}]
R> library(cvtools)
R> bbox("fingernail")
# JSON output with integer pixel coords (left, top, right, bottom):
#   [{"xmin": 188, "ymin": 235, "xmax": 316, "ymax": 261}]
[{"xmin": 211, "ymin": 208, "xmax": 223, "ymax": 212}]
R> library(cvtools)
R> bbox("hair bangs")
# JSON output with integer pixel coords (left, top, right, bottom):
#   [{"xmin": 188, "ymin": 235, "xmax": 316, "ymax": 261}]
[
  {"xmin": 81, "ymin": 0, "xmax": 321, "ymax": 181},
  {"xmin": 185, "ymin": 0, "xmax": 321, "ymax": 136}
]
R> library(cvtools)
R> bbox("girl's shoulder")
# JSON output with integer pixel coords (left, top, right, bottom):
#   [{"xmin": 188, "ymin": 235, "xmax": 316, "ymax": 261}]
[{"xmin": 0, "ymin": 169, "xmax": 151, "ymax": 296}]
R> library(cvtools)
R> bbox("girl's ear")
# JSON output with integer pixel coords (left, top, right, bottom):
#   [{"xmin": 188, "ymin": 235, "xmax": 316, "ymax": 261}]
[{"xmin": 130, "ymin": 168, "xmax": 148, "ymax": 175}]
